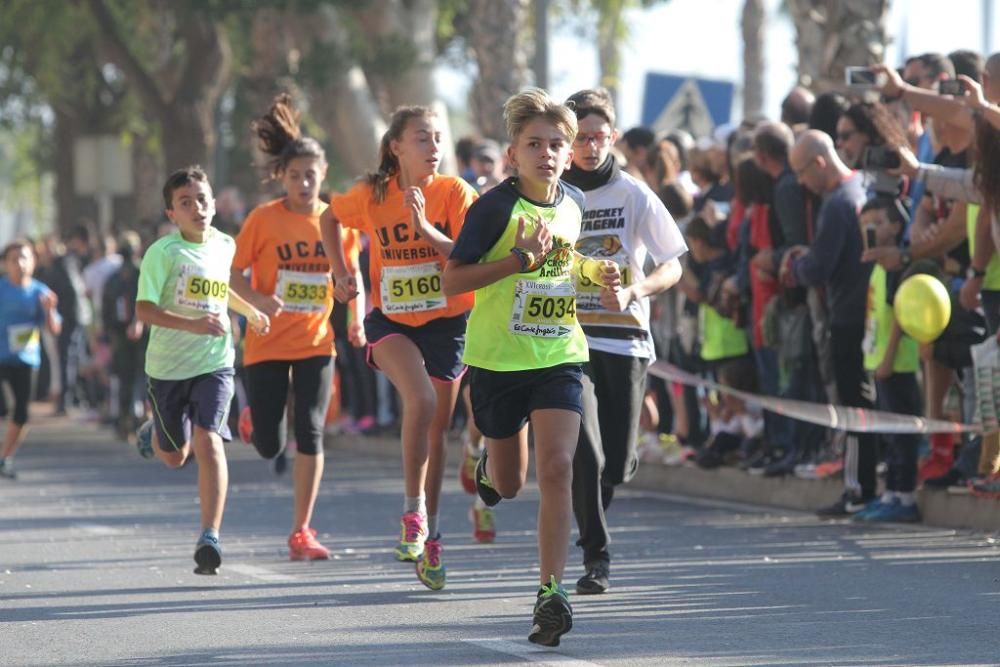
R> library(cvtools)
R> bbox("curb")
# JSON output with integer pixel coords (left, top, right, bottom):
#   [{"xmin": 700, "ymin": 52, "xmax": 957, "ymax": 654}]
[{"xmin": 324, "ymin": 432, "xmax": 1000, "ymax": 533}]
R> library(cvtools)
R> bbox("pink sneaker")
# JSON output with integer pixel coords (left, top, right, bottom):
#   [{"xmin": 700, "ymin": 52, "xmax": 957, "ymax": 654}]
[{"xmin": 288, "ymin": 527, "xmax": 330, "ymax": 561}]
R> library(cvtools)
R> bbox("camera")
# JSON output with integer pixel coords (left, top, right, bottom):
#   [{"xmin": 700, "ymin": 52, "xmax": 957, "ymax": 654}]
[
  {"xmin": 845, "ymin": 66, "xmax": 877, "ymax": 87},
  {"xmin": 939, "ymin": 79, "xmax": 966, "ymax": 96},
  {"xmin": 862, "ymin": 146, "xmax": 901, "ymax": 171},
  {"xmin": 864, "ymin": 226, "xmax": 877, "ymax": 250}
]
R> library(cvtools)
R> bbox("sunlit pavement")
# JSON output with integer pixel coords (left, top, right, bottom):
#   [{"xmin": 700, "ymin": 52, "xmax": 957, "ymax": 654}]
[{"xmin": 2, "ymin": 414, "xmax": 999, "ymax": 666}]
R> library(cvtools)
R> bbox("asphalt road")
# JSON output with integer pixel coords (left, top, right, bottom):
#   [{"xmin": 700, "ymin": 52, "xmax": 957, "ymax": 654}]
[{"xmin": 2, "ymin": 414, "xmax": 999, "ymax": 666}]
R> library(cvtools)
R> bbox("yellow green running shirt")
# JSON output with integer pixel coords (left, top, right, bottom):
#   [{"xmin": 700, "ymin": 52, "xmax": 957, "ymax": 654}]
[
  {"xmin": 450, "ymin": 178, "xmax": 589, "ymax": 372},
  {"xmin": 137, "ymin": 228, "xmax": 236, "ymax": 380}
]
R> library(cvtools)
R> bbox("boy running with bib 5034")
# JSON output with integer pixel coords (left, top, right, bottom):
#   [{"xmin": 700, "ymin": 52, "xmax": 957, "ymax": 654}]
[
  {"xmin": 444, "ymin": 88, "xmax": 620, "ymax": 646},
  {"xmin": 136, "ymin": 166, "xmax": 269, "ymax": 575}
]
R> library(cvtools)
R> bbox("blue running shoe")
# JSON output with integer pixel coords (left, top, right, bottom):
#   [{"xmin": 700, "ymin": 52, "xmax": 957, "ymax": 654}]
[
  {"xmin": 194, "ymin": 529, "xmax": 222, "ymax": 575},
  {"xmin": 851, "ymin": 499, "xmax": 886, "ymax": 522},
  {"xmin": 136, "ymin": 419, "xmax": 155, "ymax": 459},
  {"xmin": 866, "ymin": 500, "xmax": 921, "ymax": 523}
]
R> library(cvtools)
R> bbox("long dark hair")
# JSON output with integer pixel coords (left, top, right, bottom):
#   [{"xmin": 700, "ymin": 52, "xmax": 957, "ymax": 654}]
[
  {"xmin": 974, "ymin": 116, "xmax": 1000, "ymax": 220},
  {"xmin": 251, "ymin": 93, "xmax": 325, "ymax": 179},
  {"xmin": 366, "ymin": 106, "xmax": 435, "ymax": 204}
]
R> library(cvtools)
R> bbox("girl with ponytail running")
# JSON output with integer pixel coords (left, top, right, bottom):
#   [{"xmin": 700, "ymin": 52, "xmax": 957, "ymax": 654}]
[
  {"xmin": 231, "ymin": 94, "xmax": 357, "ymax": 561},
  {"xmin": 320, "ymin": 106, "xmax": 478, "ymax": 590}
]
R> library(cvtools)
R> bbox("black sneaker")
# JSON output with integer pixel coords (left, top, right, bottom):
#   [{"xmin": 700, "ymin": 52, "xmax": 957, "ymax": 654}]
[
  {"xmin": 528, "ymin": 577, "xmax": 573, "ymax": 647},
  {"xmin": 474, "ymin": 451, "xmax": 501, "ymax": 507},
  {"xmin": 924, "ymin": 468, "xmax": 964, "ymax": 490},
  {"xmin": 816, "ymin": 492, "xmax": 869, "ymax": 518},
  {"xmin": 194, "ymin": 530, "xmax": 222, "ymax": 575},
  {"xmin": 0, "ymin": 458, "xmax": 16, "ymax": 480},
  {"xmin": 576, "ymin": 561, "xmax": 610, "ymax": 595}
]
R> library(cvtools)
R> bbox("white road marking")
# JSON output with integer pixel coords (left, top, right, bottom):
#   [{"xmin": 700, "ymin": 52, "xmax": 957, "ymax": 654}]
[
  {"xmin": 227, "ymin": 564, "xmax": 297, "ymax": 582},
  {"xmin": 72, "ymin": 523, "xmax": 125, "ymax": 536},
  {"xmin": 463, "ymin": 638, "xmax": 603, "ymax": 666}
]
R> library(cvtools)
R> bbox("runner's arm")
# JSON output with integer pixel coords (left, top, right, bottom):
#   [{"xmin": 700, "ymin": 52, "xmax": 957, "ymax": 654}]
[
  {"xmin": 136, "ymin": 300, "xmax": 226, "ymax": 336},
  {"xmin": 630, "ymin": 258, "xmax": 682, "ymax": 301},
  {"xmin": 442, "ymin": 255, "xmax": 522, "ymax": 295}
]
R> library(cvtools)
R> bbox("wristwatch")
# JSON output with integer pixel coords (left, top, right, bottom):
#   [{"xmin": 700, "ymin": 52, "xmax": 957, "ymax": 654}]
[{"xmin": 967, "ymin": 266, "xmax": 987, "ymax": 280}]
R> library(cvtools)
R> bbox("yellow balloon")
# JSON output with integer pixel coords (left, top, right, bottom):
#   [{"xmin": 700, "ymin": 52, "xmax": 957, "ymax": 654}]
[{"xmin": 893, "ymin": 273, "xmax": 951, "ymax": 343}]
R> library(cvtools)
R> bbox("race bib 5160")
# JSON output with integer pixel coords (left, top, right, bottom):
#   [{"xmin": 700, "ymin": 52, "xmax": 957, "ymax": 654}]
[{"xmin": 380, "ymin": 262, "xmax": 445, "ymax": 314}]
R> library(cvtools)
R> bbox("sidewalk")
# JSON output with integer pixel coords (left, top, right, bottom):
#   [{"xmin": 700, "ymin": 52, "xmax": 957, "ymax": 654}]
[{"xmin": 326, "ymin": 429, "xmax": 1000, "ymax": 533}]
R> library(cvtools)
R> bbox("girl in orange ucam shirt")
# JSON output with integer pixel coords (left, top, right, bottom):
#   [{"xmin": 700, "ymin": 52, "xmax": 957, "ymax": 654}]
[
  {"xmin": 230, "ymin": 94, "xmax": 362, "ymax": 562},
  {"xmin": 320, "ymin": 106, "xmax": 478, "ymax": 590}
]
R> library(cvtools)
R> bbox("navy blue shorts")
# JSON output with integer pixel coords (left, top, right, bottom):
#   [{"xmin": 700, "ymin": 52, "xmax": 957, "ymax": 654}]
[
  {"xmin": 365, "ymin": 308, "xmax": 467, "ymax": 382},
  {"xmin": 147, "ymin": 368, "xmax": 234, "ymax": 452},
  {"xmin": 468, "ymin": 363, "xmax": 584, "ymax": 439}
]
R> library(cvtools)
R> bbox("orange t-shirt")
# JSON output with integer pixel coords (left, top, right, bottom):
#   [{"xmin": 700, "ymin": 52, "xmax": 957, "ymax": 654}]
[
  {"xmin": 328, "ymin": 175, "xmax": 477, "ymax": 327},
  {"xmin": 233, "ymin": 198, "xmax": 358, "ymax": 366}
]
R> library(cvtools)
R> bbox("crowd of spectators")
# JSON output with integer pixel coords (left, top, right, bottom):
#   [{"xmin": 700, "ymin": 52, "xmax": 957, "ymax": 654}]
[{"xmin": 8, "ymin": 51, "xmax": 1000, "ymax": 521}]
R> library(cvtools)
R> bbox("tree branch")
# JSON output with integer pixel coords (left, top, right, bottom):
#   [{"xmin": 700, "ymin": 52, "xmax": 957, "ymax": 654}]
[{"xmin": 86, "ymin": 0, "xmax": 167, "ymax": 116}]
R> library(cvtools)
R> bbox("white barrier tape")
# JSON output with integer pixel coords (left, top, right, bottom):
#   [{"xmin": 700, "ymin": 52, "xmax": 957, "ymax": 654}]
[{"xmin": 648, "ymin": 360, "xmax": 980, "ymax": 435}]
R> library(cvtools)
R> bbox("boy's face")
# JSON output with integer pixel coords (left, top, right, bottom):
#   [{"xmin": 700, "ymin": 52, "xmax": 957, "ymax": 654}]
[
  {"xmin": 571, "ymin": 113, "xmax": 615, "ymax": 172},
  {"xmin": 508, "ymin": 118, "xmax": 574, "ymax": 189},
  {"xmin": 166, "ymin": 180, "xmax": 215, "ymax": 237},
  {"xmin": 4, "ymin": 245, "xmax": 35, "ymax": 282},
  {"xmin": 860, "ymin": 208, "xmax": 897, "ymax": 247}
]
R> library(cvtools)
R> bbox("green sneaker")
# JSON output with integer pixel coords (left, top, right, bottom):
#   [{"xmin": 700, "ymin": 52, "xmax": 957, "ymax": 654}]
[
  {"xmin": 528, "ymin": 576, "xmax": 573, "ymax": 647},
  {"xmin": 416, "ymin": 535, "xmax": 446, "ymax": 590},
  {"xmin": 394, "ymin": 511, "xmax": 427, "ymax": 561}
]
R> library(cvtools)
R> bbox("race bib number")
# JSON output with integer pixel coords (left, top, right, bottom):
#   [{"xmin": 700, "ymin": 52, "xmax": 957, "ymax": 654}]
[
  {"xmin": 7, "ymin": 324, "xmax": 39, "ymax": 354},
  {"xmin": 276, "ymin": 270, "xmax": 331, "ymax": 314},
  {"xmin": 380, "ymin": 262, "xmax": 445, "ymax": 314},
  {"xmin": 175, "ymin": 264, "xmax": 228, "ymax": 313},
  {"xmin": 509, "ymin": 279, "xmax": 577, "ymax": 338}
]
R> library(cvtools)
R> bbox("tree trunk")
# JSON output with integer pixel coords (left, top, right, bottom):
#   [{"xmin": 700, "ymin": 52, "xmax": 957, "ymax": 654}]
[
  {"xmin": 596, "ymin": 0, "xmax": 626, "ymax": 107},
  {"xmin": 86, "ymin": 0, "xmax": 232, "ymax": 176},
  {"xmin": 786, "ymin": 0, "xmax": 891, "ymax": 92},
  {"xmin": 741, "ymin": 0, "xmax": 766, "ymax": 120},
  {"xmin": 467, "ymin": 0, "xmax": 530, "ymax": 142},
  {"xmin": 293, "ymin": 5, "xmax": 387, "ymax": 179}
]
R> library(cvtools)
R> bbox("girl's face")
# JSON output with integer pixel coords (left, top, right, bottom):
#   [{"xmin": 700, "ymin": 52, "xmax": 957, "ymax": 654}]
[
  {"xmin": 508, "ymin": 118, "xmax": 574, "ymax": 190},
  {"xmin": 5, "ymin": 245, "xmax": 35, "ymax": 282},
  {"xmin": 281, "ymin": 156, "xmax": 327, "ymax": 209},
  {"xmin": 571, "ymin": 113, "xmax": 615, "ymax": 172},
  {"xmin": 392, "ymin": 115, "xmax": 442, "ymax": 180}
]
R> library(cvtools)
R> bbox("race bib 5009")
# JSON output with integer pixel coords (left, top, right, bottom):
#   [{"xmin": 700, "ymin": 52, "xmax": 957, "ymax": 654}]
[{"xmin": 175, "ymin": 265, "xmax": 228, "ymax": 312}]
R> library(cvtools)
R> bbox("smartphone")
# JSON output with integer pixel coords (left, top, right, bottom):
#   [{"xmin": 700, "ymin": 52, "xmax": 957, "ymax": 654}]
[
  {"xmin": 864, "ymin": 226, "xmax": 877, "ymax": 250},
  {"xmin": 845, "ymin": 66, "xmax": 877, "ymax": 87},
  {"xmin": 862, "ymin": 145, "xmax": 901, "ymax": 171},
  {"xmin": 939, "ymin": 79, "xmax": 966, "ymax": 96}
]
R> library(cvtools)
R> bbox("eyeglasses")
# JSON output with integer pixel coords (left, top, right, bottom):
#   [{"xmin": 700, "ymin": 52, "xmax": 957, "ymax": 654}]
[{"xmin": 573, "ymin": 133, "xmax": 611, "ymax": 147}]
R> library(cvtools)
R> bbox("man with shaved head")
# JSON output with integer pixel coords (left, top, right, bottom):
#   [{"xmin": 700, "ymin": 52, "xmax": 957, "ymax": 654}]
[{"xmin": 784, "ymin": 130, "xmax": 876, "ymax": 517}]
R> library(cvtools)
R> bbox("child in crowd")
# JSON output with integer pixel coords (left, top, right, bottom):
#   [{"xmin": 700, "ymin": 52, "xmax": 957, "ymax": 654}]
[
  {"xmin": 855, "ymin": 198, "xmax": 923, "ymax": 522},
  {"xmin": 0, "ymin": 241, "xmax": 62, "ymax": 479}
]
